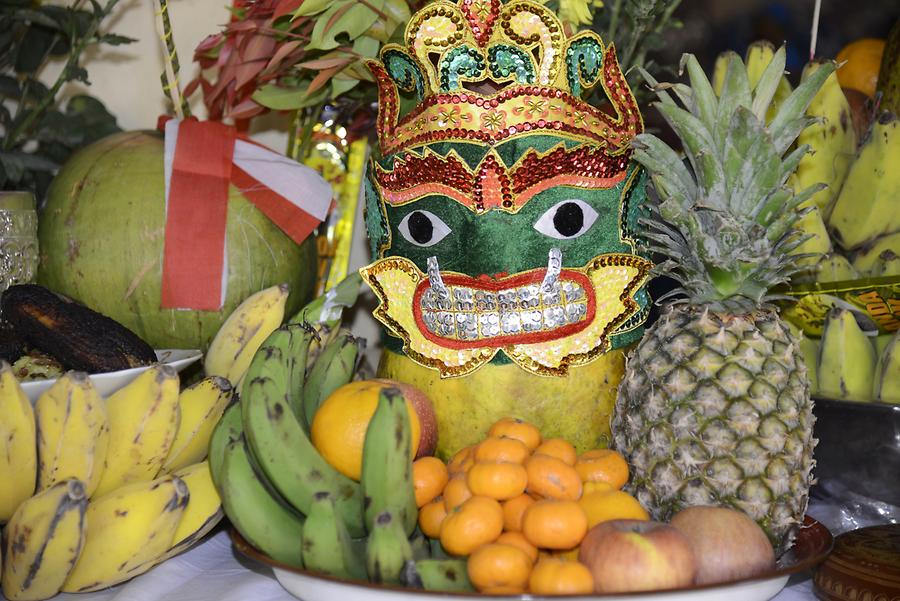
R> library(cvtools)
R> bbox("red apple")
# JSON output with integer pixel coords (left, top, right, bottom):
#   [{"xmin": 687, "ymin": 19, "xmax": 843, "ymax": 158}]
[
  {"xmin": 669, "ymin": 505, "xmax": 775, "ymax": 585},
  {"xmin": 579, "ymin": 519, "xmax": 697, "ymax": 593},
  {"xmin": 374, "ymin": 379, "xmax": 438, "ymax": 457}
]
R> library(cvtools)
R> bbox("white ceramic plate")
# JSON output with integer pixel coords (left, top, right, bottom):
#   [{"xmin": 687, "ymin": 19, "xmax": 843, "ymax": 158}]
[
  {"xmin": 232, "ymin": 517, "xmax": 833, "ymax": 601},
  {"xmin": 20, "ymin": 349, "xmax": 203, "ymax": 402}
]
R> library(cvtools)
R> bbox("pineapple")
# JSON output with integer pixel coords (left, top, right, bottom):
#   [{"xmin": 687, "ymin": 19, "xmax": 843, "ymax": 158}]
[{"xmin": 612, "ymin": 48, "xmax": 836, "ymax": 555}]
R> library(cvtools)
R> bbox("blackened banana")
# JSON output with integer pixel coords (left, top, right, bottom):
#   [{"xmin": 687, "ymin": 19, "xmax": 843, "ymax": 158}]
[{"xmin": 1, "ymin": 284, "xmax": 156, "ymax": 373}]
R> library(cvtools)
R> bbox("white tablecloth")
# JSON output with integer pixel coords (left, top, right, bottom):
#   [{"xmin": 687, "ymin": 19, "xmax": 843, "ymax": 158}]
[{"xmin": 1, "ymin": 527, "xmax": 818, "ymax": 601}]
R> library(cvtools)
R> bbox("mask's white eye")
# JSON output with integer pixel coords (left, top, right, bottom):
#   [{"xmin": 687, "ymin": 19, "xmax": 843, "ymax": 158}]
[
  {"xmin": 534, "ymin": 199, "xmax": 599, "ymax": 240},
  {"xmin": 398, "ymin": 210, "xmax": 452, "ymax": 247}
]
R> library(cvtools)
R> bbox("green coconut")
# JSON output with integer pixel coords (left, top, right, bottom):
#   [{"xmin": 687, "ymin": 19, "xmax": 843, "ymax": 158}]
[{"xmin": 37, "ymin": 131, "xmax": 318, "ymax": 351}]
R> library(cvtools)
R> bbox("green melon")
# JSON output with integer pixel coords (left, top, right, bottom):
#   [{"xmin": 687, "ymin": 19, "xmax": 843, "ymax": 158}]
[{"xmin": 37, "ymin": 131, "xmax": 318, "ymax": 351}]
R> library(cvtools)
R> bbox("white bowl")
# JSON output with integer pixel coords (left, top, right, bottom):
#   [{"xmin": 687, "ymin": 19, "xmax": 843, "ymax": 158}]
[{"xmin": 20, "ymin": 349, "xmax": 203, "ymax": 402}]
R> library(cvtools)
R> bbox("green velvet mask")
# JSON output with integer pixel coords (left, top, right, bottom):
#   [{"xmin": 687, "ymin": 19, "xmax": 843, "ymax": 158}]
[{"xmin": 361, "ymin": 0, "xmax": 652, "ymax": 378}]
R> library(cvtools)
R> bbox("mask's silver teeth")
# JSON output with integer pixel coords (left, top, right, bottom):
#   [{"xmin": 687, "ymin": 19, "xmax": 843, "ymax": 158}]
[
  {"xmin": 540, "ymin": 247, "xmax": 562, "ymax": 293},
  {"xmin": 427, "ymin": 256, "xmax": 450, "ymax": 299}
]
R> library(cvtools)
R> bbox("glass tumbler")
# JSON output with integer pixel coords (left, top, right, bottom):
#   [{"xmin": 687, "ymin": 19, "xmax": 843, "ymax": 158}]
[{"xmin": 0, "ymin": 191, "xmax": 39, "ymax": 293}]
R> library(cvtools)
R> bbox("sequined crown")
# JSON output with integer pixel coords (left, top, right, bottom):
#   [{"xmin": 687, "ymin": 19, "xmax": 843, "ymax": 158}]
[{"xmin": 367, "ymin": 0, "xmax": 643, "ymax": 157}]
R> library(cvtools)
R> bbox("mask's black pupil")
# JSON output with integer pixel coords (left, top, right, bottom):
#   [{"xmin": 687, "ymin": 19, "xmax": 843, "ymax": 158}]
[
  {"xmin": 408, "ymin": 211, "xmax": 434, "ymax": 244},
  {"xmin": 554, "ymin": 202, "xmax": 584, "ymax": 237}
]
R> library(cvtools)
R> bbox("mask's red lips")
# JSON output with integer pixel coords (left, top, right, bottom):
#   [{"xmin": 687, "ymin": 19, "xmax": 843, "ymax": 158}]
[{"xmin": 412, "ymin": 268, "xmax": 596, "ymax": 350}]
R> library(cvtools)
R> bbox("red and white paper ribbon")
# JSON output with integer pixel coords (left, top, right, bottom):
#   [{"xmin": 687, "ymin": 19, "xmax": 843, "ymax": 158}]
[{"xmin": 161, "ymin": 118, "xmax": 332, "ymax": 310}]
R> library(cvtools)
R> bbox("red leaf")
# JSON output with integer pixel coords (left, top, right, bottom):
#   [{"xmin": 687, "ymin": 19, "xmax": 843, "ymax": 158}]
[
  {"xmin": 228, "ymin": 98, "xmax": 265, "ymax": 120},
  {"xmin": 262, "ymin": 40, "xmax": 302, "ymax": 75},
  {"xmin": 234, "ymin": 58, "xmax": 268, "ymax": 90},
  {"xmin": 306, "ymin": 65, "xmax": 341, "ymax": 95},
  {"xmin": 295, "ymin": 56, "xmax": 352, "ymax": 69},
  {"xmin": 242, "ymin": 31, "xmax": 277, "ymax": 63},
  {"xmin": 325, "ymin": 2, "xmax": 354, "ymax": 32},
  {"xmin": 274, "ymin": 0, "xmax": 302, "ymax": 18}
]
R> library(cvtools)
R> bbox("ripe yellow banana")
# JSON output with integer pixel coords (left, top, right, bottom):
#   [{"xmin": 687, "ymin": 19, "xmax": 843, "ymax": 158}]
[
  {"xmin": 817, "ymin": 308, "xmax": 877, "ymax": 401},
  {"xmin": 799, "ymin": 335, "xmax": 820, "ymax": 397},
  {"xmin": 813, "ymin": 253, "xmax": 859, "ymax": 284},
  {"xmin": 790, "ymin": 203, "xmax": 833, "ymax": 272},
  {"xmin": 62, "ymin": 474, "xmax": 189, "ymax": 593},
  {"xmin": 162, "ymin": 376, "xmax": 233, "ymax": 473},
  {"xmin": 874, "ymin": 332, "xmax": 900, "ymax": 403},
  {"xmin": 829, "ymin": 112, "xmax": 900, "ymax": 251},
  {"xmin": 0, "ymin": 361, "xmax": 37, "ymax": 522},
  {"xmin": 35, "ymin": 371, "xmax": 108, "ymax": 496},
  {"xmin": 204, "ymin": 283, "xmax": 289, "ymax": 386},
  {"xmin": 851, "ymin": 231, "xmax": 900, "ymax": 275},
  {"xmin": 2, "ymin": 479, "xmax": 87, "ymax": 601},
  {"xmin": 168, "ymin": 461, "xmax": 223, "ymax": 554},
  {"xmin": 792, "ymin": 61, "xmax": 858, "ymax": 214},
  {"xmin": 92, "ymin": 365, "xmax": 181, "ymax": 498}
]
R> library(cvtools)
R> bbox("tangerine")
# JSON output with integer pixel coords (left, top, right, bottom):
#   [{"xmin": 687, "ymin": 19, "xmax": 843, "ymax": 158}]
[
  {"xmin": 529, "ymin": 557, "xmax": 595, "ymax": 595},
  {"xmin": 310, "ymin": 381, "xmax": 420, "ymax": 481},
  {"xmin": 836, "ymin": 38, "xmax": 885, "ymax": 97},
  {"xmin": 467, "ymin": 543, "xmax": 533, "ymax": 592},
  {"xmin": 440, "ymin": 496, "xmax": 504, "ymax": 556},
  {"xmin": 413, "ymin": 456, "xmax": 449, "ymax": 507}
]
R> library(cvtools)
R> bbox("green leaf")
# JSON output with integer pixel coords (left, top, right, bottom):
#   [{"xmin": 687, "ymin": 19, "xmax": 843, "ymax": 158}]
[
  {"xmin": 0, "ymin": 76, "xmax": 21, "ymax": 99},
  {"xmin": 654, "ymin": 101, "xmax": 725, "ymax": 202},
  {"xmin": 65, "ymin": 65, "xmax": 89, "ymax": 83},
  {"xmin": 293, "ymin": 0, "xmax": 338, "ymax": 17},
  {"xmin": 352, "ymin": 35, "xmax": 380, "ymax": 59},
  {"xmin": 0, "ymin": 152, "xmax": 26, "ymax": 183},
  {"xmin": 252, "ymin": 82, "xmax": 328, "ymax": 110},
  {"xmin": 631, "ymin": 133, "xmax": 696, "ymax": 204},
  {"xmin": 722, "ymin": 106, "xmax": 779, "ymax": 215},
  {"xmin": 14, "ymin": 9, "xmax": 62, "ymax": 30},
  {"xmin": 713, "ymin": 52, "xmax": 752, "ymax": 154},
  {"xmin": 769, "ymin": 61, "xmax": 836, "ymax": 153},
  {"xmin": 99, "ymin": 33, "xmax": 136, "ymax": 46},
  {"xmin": 15, "ymin": 26, "xmax": 55, "ymax": 73},
  {"xmin": 681, "ymin": 53, "xmax": 716, "ymax": 129},
  {"xmin": 750, "ymin": 45, "xmax": 786, "ymax": 122},
  {"xmin": 307, "ymin": 0, "xmax": 384, "ymax": 51},
  {"xmin": 331, "ymin": 76, "xmax": 359, "ymax": 97}
]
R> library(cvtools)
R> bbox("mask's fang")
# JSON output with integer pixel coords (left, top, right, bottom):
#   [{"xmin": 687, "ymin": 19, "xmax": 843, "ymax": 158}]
[
  {"xmin": 540, "ymin": 248, "xmax": 562, "ymax": 293},
  {"xmin": 427, "ymin": 256, "xmax": 450, "ymax": 299}
]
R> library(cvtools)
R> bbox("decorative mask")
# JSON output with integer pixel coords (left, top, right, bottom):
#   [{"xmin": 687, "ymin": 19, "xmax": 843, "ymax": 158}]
[{"xmin": 361, "ymin": 0, "xmax": 652, "ymax": 378}]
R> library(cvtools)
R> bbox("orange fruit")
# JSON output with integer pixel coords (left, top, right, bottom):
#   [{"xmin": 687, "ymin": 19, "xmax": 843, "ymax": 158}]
[
  {"xmin": 310, "ymin": 380, "xmax": 420, "ymax": 481},
  {"xmin": 836, "ymin": 38, "xmax": 885, "ymax": 97},
  {"xmin": 574, "ymin": 449, "xmax": 629, "ymax": 489},
  {"xmin": 443, "ymin": 474, "xmax": 473, "ymax": 511},
  {"xmin": 529, "ymin": 557, "xmax": 595, "ymax": 595},
  {"xmin": 582, "ymin": 481, "xmax": 615, "ymax": 495},
  {"xmin": 467, "ymin": 462, "xmax": 528, "ymax": 501},
  {"xmin": 534, "ymin": 438, "xmax": 578, "ymax": 465},
  {"xmin": 440, "ymin": 496, "xmax": 504, "ymax": 556},
  {"xmin": 487, "ymin": 418, "xmax": 542, "ymax": 451},
  {"xmin": 413, "ymin": 456, "xmax": 449, "ymax": 507},
  {"xmin": 522, "ymin": 500, "xmax": 588, "ymax": 550},
  {"xmin": 526, "ymin": 454, "xmax": 582, "ymax": 500},
  {"xmin": 474, "ymin": 437, "xmax": 530, "ymax": 464},
  {"xmin": 419, "ymin": 496, "xmax": 448, "ymax": 538},
  {"xmin": 496, "ymin": 531, "xmax": 539, "ymax": 563},
  {"xmin": 447, "ymin": 445, "xmax": 476, "ymax": 475},
  {"xmin": 467, "ymin": 543, "xmax": 533, "ymax": 592},
  {"xmin": 502, "ymin": 493, "xmax": 536, "ymax": 532},
  {"xmin": 578, "ymin": 489, "xmax": 649, "ymax": 528}
]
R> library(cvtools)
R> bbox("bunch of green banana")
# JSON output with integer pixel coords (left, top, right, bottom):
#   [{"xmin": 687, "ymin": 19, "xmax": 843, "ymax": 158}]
[
  {"xmin": 0, "ymin": 360, "xmax": 235, "ymax": 599},
  {"xmin": 208, "ymin": 277, "xmax": 444, "ymax": 587},
  {"xmin": 802, "ymin": 309, "xmax": 900, "ymax": 403}
]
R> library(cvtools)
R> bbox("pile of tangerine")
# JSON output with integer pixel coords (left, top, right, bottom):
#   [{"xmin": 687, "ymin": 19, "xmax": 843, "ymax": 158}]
[{"xmin": 412, "ymin": 417, "xmax": 650, "ymax": 595}]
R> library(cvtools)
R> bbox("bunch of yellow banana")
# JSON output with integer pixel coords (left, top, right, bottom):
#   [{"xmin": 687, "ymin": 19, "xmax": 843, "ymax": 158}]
[
  {"xmin": 793, "ymin": 311, "xmax": 899, "ymax": 404},
  {"xmin": 0, "ymin": 362, "xmax": 232, "ymax": 600},
  {"xmin": 713, "ymin": 42, "xmax": 900, "ymax": 283}
]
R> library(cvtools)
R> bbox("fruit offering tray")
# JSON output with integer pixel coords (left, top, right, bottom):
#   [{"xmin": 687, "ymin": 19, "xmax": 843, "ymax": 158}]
[{"xmin": 24, "ymin": 516, "xmax": 829, "ymax": 601}]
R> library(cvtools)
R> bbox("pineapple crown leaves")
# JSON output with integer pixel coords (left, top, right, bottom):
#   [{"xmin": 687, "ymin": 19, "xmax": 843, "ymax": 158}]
[{"xmin": 632, "ymin": 48, "xmax": 835, "ymax": 312}]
